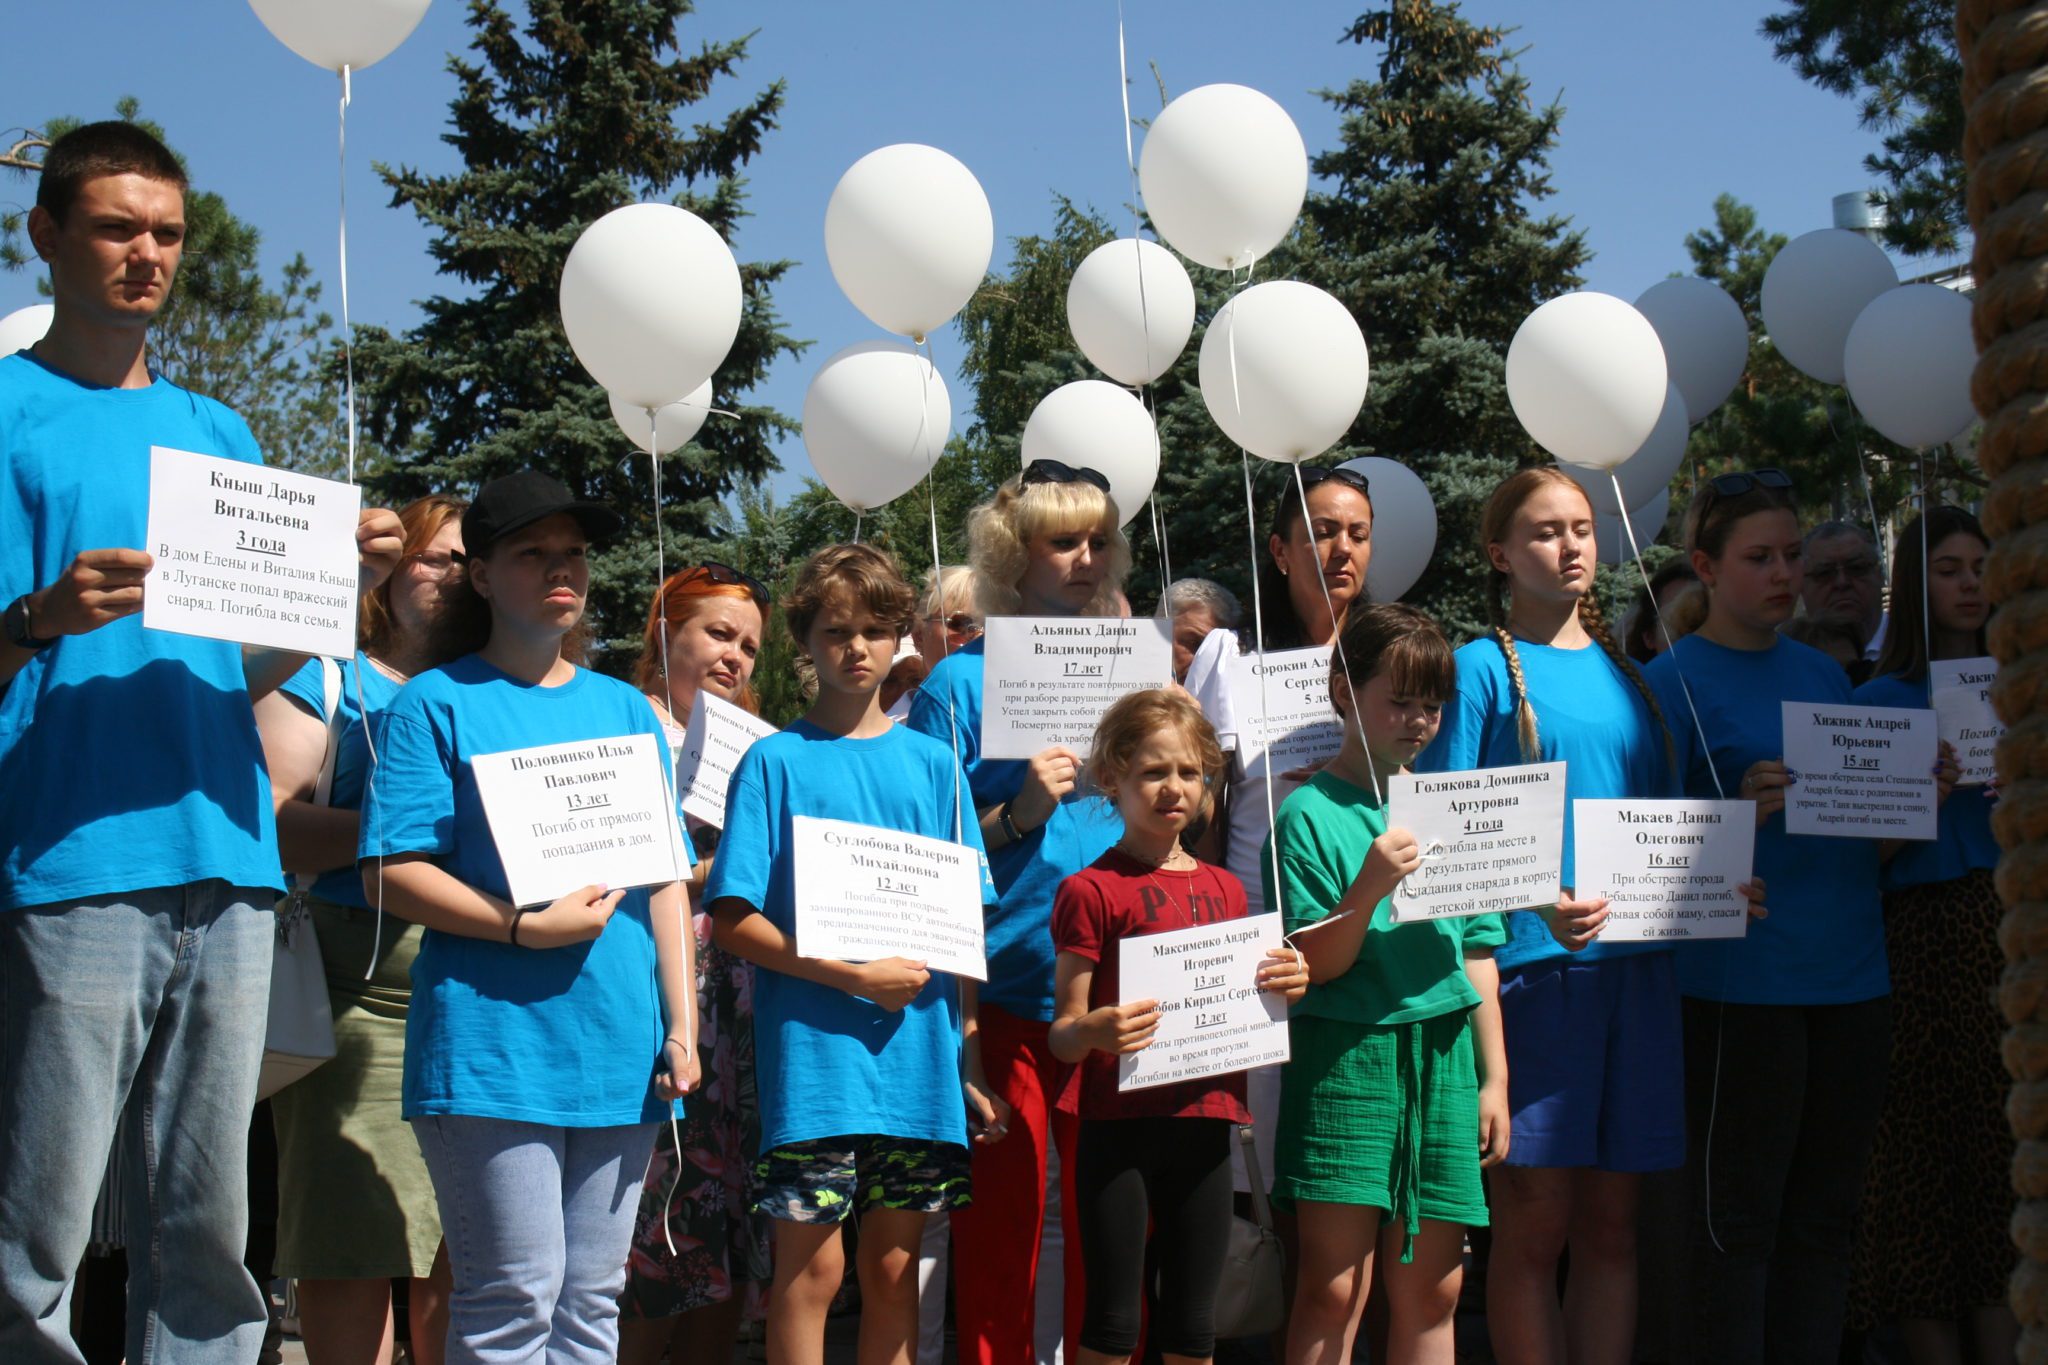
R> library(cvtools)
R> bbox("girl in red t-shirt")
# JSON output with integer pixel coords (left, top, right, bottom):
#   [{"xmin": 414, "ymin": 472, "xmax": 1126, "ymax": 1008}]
[{"xmin": 1050, "ymin": 689, "xmax": 1310, "ymax": 1365}]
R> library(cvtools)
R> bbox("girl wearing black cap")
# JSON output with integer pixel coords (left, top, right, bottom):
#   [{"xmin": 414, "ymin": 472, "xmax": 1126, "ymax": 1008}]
[{"xmin": 359, "ymin": 471, "xmax": 700, "ymax": 1365}]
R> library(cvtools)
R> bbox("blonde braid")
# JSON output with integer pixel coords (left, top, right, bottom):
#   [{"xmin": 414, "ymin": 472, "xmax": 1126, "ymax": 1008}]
[
  {"xmin": 1580, "ymin": 593, "xmax": 1677, "ymax": 773},
  {"xmin": 1492, "ymin": 627, "xmax": 1541, "ymax": 763}
]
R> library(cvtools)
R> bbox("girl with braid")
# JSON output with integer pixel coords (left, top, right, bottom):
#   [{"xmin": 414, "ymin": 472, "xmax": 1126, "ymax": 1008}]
[{"xmin": 1413, "ymin": 469, "xmax": 1759, "ymax": 1365}]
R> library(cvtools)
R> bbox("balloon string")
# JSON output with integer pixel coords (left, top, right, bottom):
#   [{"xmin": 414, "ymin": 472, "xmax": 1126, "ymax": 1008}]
[
  {"xmin": 646, "ymin": 409, "xmax": 696, "ymax": 1065},
  {"xmin": 1826, "ymin": 402, "xmax": 1888, "ymax": 585},
  {"xmin": 852, "ymin": 509, "xmax": 863, "ymax": 544},
  {"xmin": 1148, "ymin": 491, "xmax": 1172, "ymax": 609},
  {"xmin": 1114, "ymin": 1, "xmax": 1171, "ymax": 607},
  {"xmin": 1917, "ymin": 446, "xmax": 1932, "ymax": 679},
  {"xmin": 339, "ymin": 65, "xmax": 357, "ymax": 486},
  {"xmin": 1238, "ymin": 451, "xmax": 1286, "ymax": 929},
  {"xmin": 1290, "ymin": 457, "xmax": 1376, "ymax": 796},
  {"xmin": 1610, "ymin": 471, "xmax": 1725, "ymax": 799},
  {"xmin": 913, "ymin": 335, "xmax": 965, "ymax": 849}
]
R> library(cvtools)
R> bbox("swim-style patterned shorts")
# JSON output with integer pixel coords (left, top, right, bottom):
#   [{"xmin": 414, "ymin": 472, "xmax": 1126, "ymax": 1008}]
[{"xmin": 754, "ymin": 1135, "xmax": 973, "ymax": 1223}]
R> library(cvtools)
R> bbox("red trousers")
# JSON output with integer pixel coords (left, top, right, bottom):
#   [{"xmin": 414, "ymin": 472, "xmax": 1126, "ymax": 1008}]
[{"xmin": 951, "ymin": 1003, "xmax": 1083, "ymax": 1365}]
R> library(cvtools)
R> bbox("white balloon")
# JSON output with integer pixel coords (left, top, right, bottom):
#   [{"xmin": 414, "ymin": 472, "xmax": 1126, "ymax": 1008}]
[
  {"xmin": 1198, "ymin": 281, "xmax": 1369, "ymax": 463},
  {"xmin": 1138, "ymin": 84, "xmax": 1307, "ymax": 271},
  {"xmin": 1506, "ymin": 292, "xmax": 1668, "ymax": 468},
  {"xmin": 1634, "ymin": 277, "xmax": 1747, "ymax": 423},
  {"xmin": 560, "ymin": 203, "xmax": 741, "ymax": 410},
  {"xmin": 825, "ymin": 145, "xmax": 993, "ymax": 340},
  {"xmin": 1759, "ymin": 228, "xmax": 1898, "ymax": 385},
  {"xmin": 1843, "ymin": 284, "xmax": 1978, "ymax": 449},
  {"xmin": 0, "ymin": 304, "xmax": 54, "ymax": 359},
  {"xmin": 1595, "ymin": 491, "xmax": 1671, "ymax": 567},
  {"xmin": 610, "ymin": 378, "xmax": 714, "ymax": 456},
  {"xmin": 1020, "ymin": 382, "xmax": 1159, "ymax": 528},
  {"xmin": 1337, "ymin": 457, "xmax": 1436, "ymax": 603},
  {"xmin": 1066, "ymin": 239, "xmax": 1196, "ymax": 386},
  {"xmin": 802, "ymin": 341, "xmax": 952, "ymax": 512},
  {"xmin": 247, "ymin": 0, "xmax": 432, "ymax": 72},
  {"xmin": 1559, "ymin": 382, "xmax": 1689, "ymax": 515}
]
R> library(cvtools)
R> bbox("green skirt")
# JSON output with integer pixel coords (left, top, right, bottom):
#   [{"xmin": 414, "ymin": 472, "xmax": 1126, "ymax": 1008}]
[
  {"xmin": 1273, "ymin": 1009, "xmax": 1489, "ymax": 1259},
  {"xmin": 272, "ymin": 899, "xmax": 443, "ymax": 1279}
]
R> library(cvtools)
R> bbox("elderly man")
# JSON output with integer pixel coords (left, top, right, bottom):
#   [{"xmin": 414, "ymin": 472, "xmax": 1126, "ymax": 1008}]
[
  {"xmin": 1799, "ymin": 521, "xmax": 1884, "ymax": 677},
  {"xmin": 1165, "ymin": 577, "xmax": 1241, "ymax": 682}
]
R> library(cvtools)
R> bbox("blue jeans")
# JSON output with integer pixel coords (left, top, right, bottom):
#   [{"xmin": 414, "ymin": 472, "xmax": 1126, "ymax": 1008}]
[
  {"xmin": 414, "ymin": 1115, "xmax": 659, "ymax": 1365},
  {"xmin": 0, "ymin": 882, "xmax": 273, "ymax": 1365}
]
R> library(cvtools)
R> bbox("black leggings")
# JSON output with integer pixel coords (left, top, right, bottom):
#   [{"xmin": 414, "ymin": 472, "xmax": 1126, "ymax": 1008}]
[{"xmin": 1074, "ymin": 1116, "xmax": 1235, "ymax": 1359}]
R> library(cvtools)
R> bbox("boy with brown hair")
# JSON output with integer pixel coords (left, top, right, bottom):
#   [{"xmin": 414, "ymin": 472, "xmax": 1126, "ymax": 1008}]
[{"xmin": 706, "ymin": 544, "xmax": 1006, "ymax": 1365}]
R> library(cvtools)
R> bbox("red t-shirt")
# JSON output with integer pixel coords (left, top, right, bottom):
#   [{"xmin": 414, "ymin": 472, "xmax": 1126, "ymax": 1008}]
[{"xmin": 1050, "ymin": 849, "xmax": 1256, "ymax": 1123}]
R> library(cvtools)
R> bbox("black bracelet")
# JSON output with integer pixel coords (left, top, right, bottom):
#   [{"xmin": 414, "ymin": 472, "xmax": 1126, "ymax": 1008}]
[
  {"xmin": 998, "ymin": 802, "xmax": 1024, "ymax": 844},
  {"xmin": 508, "ymin": 908, "xmax": 529, "ymax": 947}
]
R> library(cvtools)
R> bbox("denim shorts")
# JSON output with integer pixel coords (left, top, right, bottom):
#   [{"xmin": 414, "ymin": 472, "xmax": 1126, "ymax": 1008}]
[
  {"xmin": 754, "ymin": 1135, "xmax": 972, "ymax": 1223},
  {"xmin": 1498, "ymin": 952, "xmax": 1685, "ymax": 1172}
]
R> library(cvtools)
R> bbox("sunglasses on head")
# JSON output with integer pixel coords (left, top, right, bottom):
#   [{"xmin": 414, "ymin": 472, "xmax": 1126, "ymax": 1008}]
[
  {"xmin": 928, "ymin": 612, "xmax": 983, "ymax": 636},
  {"xmin": 1705, "ymin": 468, "xmax": 1794, "ymax": 498},
  {"xmin": 1295, "ymin": 464, "xmax": 1372, "ymax": 497},
  {"xmin": 1021, "ymin": 459, "xmax": 1111, "ymax": 494},
  {"xmin": 677, "ymin": 560, "xmax": 770, "ymax": 607}
]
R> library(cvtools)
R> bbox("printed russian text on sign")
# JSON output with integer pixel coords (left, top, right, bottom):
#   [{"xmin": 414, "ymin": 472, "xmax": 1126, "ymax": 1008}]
[
  {"xmin": 1781, "ymin": 701, "xmax": 1938, "ymax": 840},
  {"xmin": 1387, "ymin": 761, "xmax": 1566, "ymax": 922},
  {"xmin": 472, "ymin": 734, "xmax": 685, "ymax": 907},
  {"xmin": 1226, "ymin": 644, "xmax": 1340, "ymax": 778},
  {"xmin": 1116, "ymin": 917, "xmax": 1291, "ymax": 1093},
  {"xmin": 1573, "ymin": 799, "xmax": 1754, "ymax": 942},
  {"xmin": 1931, "ymin": 656, "xmax": 2000, "ymax": 787},
  {"xmin": 676, "ymin": 691, "xmax": 781, "ymax": 828},
  {"xmin": 143, "ymin": 446, "xmax": 363, "ymax": 657},
  {"xmin": 980, "ymin": 616, "xmax": 1173, "ymax": 760},
  {"xmin": 791, "ymin": 815, "xmax": 987, "ymax": 980}
]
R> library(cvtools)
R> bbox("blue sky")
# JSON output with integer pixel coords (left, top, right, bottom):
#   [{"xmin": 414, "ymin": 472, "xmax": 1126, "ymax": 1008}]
[{"xmin": 1, "ymin": 1, "xmax": 1937, "ymax": 501}]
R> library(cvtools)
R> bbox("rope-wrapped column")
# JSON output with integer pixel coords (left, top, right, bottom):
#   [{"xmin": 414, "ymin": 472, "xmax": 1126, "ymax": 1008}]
[{"xmin": 1961, "ymin": 3, "xmax": 2048, "ymax": 1358}]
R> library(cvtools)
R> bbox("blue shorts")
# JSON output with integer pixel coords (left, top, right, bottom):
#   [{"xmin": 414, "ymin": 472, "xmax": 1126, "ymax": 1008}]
[{"xmin": 1498, "ymin": 952, "xmax": 1684, "ymax": 1172}]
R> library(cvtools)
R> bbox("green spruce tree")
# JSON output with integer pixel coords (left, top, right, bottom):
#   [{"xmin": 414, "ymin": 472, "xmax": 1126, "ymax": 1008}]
[
  {"xmin": 353, "ymin": 0, "xmax": 805, "ymax": 665},
  {"xmin": 1304, "ymin": 0, "xmax": 1588, "ymax": 639}
]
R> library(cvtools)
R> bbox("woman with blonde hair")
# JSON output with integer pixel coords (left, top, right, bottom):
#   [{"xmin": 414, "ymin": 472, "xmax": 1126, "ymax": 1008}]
[
  {"xmin": 618, "ymin": 561, "xmax": 774, "ymax": 1365},
  {"xmin": 907, "ymin": 461, "xmax": 1132, "ymax": 1365},
  {"xmin": 256, "ymin": 493, "xmax": 468, "ymax": 1365}
]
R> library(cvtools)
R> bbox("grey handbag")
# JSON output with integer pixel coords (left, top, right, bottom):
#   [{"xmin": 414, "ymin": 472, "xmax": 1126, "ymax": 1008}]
[{"xmin": 1208, "ymin": 1123, "xmax": 1288, "ymax": 1341}]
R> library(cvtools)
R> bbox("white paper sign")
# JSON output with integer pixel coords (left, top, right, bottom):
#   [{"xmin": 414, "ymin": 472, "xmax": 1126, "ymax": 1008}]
[
  {"xmin": 791, "ymin": 815, "xmax": 987, "ymax": 980},
  {"xmin": 1226, "ymin": 645, "xmax": 1341, "ymax": 778},
  {"xmin": 980, "ymin": 616, "xmax": 1173, "ymax": 759},
  {"xmin": 674, "ymin": 692, "xmax": 780, "ymax": 828},
  {"xmin": 1116, "ymin": 917, "xmax": 1291, "ymax": 1093},
  {"xmin": 1782, "ymin": 702, "xmax": 1938, "ymax": 840},
  {"xmin": 471, "ymin": 735, "xmax": 686, "ymax": 908},
  {"xmin": 1573, "ymin": 800, "xmax": 1755, "ymax": 942},
  {"xmin": 143, "ymin": 446, "xmax": 363, "ymax": 657},
  {"xmin": 1387, "ymin": 762, "xmax": 1567, "ymax": 921},
  {"xmin": 1931, "ymin": 656, "xmax": 2000, "ymax": 786}
]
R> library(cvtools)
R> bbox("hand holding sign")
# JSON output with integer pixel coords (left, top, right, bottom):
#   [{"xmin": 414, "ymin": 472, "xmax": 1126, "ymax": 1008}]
[
  {"xmin": 845, "ymin": 958, "xmax": 933, "ymax": 1012},
  {"xmin": 519, "ymin": 884, "xmax": 627, "ymax": 949},
  {"xmin": 356, "ymin": 506, "xmax": 405, "ymax": 593},
  {"xmin": 26, "ymin": 548, "xmax": 155, "ymax": 637},
  {"xmin": 1011, "ymin": 746, "xmax": 1082, "ymax": 832}
]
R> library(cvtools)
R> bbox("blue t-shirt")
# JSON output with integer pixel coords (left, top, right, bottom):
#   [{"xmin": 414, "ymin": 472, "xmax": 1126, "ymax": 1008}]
[
  {"xmin": 1645, "ymin": 634, "xmax": 1887, "ymax": 1005},
  {"xmin": 359, "ymin": 653, "xmax": 694, "ymax": 1126},
  {"xmin": 907, "ymin": 638, "xmax": 1123, "ymax": 1021},
  {"xmin": 0, "ymin": 353, "xmax": 283, "ymax": 910},
  {"xmin": 1854, "ymin": 671, "xmax": 2001, "ymax": 889},
  {"xmin": 1415, "ymin": 637, "xmax": 1675, "ymax": 970},
  {"xmin": 703, "ymin": 720, "xmax": 998, "ymax": 1151},
  {"xmin": 278, "ymin": 654, "xmax": 401, "ymax": 908}
]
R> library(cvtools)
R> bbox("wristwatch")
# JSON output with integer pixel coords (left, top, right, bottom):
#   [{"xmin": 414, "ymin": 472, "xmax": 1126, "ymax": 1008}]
[{"xmin": 3, "ymin": 595, "xmax": 53, "ymax": 652}]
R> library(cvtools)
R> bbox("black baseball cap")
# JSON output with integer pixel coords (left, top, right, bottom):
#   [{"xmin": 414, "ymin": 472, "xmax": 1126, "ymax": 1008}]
[{"xmin": 461, "ymin": 471, "xmax": 624, "ymax": 559}]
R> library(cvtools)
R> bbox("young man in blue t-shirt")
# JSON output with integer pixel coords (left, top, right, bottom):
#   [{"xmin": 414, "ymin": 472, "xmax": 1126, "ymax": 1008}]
[
  {"xmin": 0, "ymin": 123, "xmax": 401, "ymax": 1365},
  {"xmin": 705, "ymin": 544, "xmax": 1005, "ymax": 1365}
]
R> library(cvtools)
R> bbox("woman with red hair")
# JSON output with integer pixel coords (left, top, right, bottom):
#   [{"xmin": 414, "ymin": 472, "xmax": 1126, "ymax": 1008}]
[{"xmin": 618, "ymin": 562, "xmax": 775, "ymax": 1365}]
